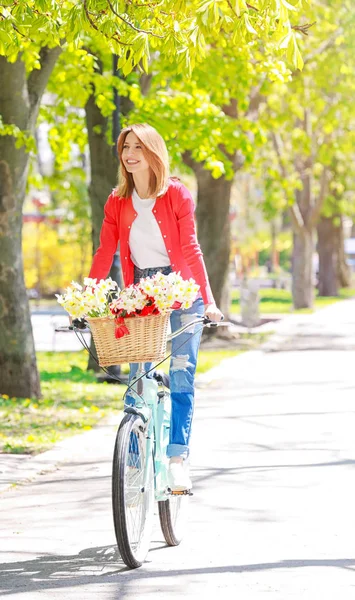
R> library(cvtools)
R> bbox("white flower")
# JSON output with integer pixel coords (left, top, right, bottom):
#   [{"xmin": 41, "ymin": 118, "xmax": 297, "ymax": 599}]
[
  {"xmin": 97, "ymin": 277, "xmax": 119, "ymax": 293},
  {"xmin": 56, "ymin": 274, "xmax": 200, "ymax": 319},
  {"xmin": 83, "ymin": 277, "xmax": 98, "ymax": 288}
]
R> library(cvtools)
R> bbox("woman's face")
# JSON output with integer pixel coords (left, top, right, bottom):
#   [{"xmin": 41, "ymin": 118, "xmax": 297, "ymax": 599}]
[{"xmin": 121, "ymin": 131, "xmax": 150, "ymax": 175}]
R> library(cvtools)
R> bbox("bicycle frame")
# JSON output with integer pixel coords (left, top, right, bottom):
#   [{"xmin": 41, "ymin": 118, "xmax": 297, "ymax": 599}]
[
  {"xmin": 57, "ymin": 315, "xmax": 216, "ymax": 501},
  {"xmin": 125, "ymin": 316, "xmax": 206, "ymax": 501}
]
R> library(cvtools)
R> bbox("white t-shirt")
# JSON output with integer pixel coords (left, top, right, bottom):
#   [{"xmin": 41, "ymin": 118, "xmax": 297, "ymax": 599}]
[{"xmin": 129, "ymin": 189, "xmax": 170, "ymax": 269}]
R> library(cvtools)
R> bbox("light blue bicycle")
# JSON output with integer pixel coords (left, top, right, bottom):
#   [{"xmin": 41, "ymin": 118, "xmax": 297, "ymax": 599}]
[
  {"xmin": 58, "ymin": 315, "xmax": 218, "ymax": 569},
  {"xmin": 111, "ymin": 315, "xmax": 217, "ymax": 569}
]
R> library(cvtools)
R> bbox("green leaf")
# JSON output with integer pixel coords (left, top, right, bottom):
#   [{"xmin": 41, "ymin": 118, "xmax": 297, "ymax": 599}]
[
  {"xmin": 292, "ymin": 36, "xmax": 304, "ymax": 71},
  {"xmin": 281, "ymin": 0, "xmax": 297, "ymax": 10},
  {"xmin": 244, "ymin": 14, "xmax": 257, "ymax": 35}
]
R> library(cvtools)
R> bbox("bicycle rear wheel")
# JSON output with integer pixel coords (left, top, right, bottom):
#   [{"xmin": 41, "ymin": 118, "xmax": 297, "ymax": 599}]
[
  {"xmin": 158, "ymin": 494, "xmax": 190, "ymax": 546},
  {"xmin": 112, "ymin": 413, "xmax": 154, "ymax": 568}
]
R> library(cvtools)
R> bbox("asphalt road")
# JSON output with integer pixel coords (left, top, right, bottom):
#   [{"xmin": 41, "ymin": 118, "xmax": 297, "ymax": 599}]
[{"xmin": 1, "ymin": 300, "xmax": 355, "ymax": 599}]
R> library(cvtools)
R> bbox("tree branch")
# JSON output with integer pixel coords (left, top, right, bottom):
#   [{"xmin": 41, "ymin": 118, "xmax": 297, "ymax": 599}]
[
  {"xmin": 139, "ymin": 72, "xmax": 153, "ymax": 96},
  {"xmin": 106, "ymin": 0, "xmax": 164, "ymax": 38},
  {"xmin": 182, "ymin": 150, "xmax": 204, "ymax": 176},
  {"xmin": 226, "ymin": 0, "xmax": 259, "ymax": 15},
  {"xmin": 271, "ymin": 132, "xmax": 305, "ymax": 235},
  {"xmin": 289, "ymin": 203, "xmax": 306, "ymax": 236},
  {"xmin": 27, "ymin": 45, "xmax": 63, "ymax": 115},
  {"xmin": 246, "ymin": 85, "xmax": 265, "ymax": 119},
  {"xmin": 222, "ymin": 98, "xmax": 238, "ymax": 119},
  {"xmin": 291, "ymin": 22, "xmax": 316, "ymax": 36},
  {"xmin": 309, "ymin": 167, "xmax": 329, "ymax": 230},
  {"xmin": 304, "ymin": 28, "xmax": 343, "ymax": 65},
  {"xmin": 271, "ymin": 132, "xmax": 288, "ymax": 180},
  {"xmin": 83, "ymin": 0, "xmax": 127, "ymax": 45}
]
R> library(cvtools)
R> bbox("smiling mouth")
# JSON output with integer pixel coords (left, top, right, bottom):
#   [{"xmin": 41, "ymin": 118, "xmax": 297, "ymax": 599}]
[{"xmin": 126, "ymin": 160, "xmax": 139, "ymax": 165}]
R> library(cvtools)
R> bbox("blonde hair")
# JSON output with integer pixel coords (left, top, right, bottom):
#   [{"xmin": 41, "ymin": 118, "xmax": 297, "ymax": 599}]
[{"xmin": 116, "ymin": 123, "xmax": 170, "ymax": 198}]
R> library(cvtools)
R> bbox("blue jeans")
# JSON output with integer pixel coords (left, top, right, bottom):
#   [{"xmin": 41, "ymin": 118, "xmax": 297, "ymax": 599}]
[{"xmin": 127, "ymin": 266, "xmax": 205, "ymax": 459}]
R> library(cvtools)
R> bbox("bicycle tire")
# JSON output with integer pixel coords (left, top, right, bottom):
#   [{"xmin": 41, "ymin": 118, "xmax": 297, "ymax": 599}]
[
  {"xmin": 158, "ymin": 494, "xmax": 189, "ymax": 546},
  {"xmin": 112, "ymin": 413, "xmax": 154, "ymax": 568}
]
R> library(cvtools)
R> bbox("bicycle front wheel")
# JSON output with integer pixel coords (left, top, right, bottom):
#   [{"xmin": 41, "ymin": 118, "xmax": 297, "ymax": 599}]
[{"xmin": 112, "ymin": 413, "xmax": 154, "ymax": 569}]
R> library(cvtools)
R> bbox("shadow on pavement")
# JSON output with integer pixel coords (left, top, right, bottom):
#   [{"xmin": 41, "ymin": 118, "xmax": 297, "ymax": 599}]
[
  {"xmin": 192, "ymin": 459, "xmax": 355, "ymax": 487},
  {"xmin": 1, "ymin": 547, "xmax": 354, "ymax": 596},
  {"xmin": 0, "ymin": 545, "xmax": 128, "ymax": 595}
]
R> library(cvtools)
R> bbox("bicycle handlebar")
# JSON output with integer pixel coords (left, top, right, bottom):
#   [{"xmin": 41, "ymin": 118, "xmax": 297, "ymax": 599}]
[{"xmin": 55, "ymin": 315, "xmax": 225, "ymax": 335}]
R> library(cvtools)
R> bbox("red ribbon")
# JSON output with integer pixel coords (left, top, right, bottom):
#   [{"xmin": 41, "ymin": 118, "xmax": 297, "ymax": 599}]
[
  {"xmin": 171, "ymin": 301, "xmax": 182, "ymax": 310},
  {"xmin": 114, "ymin": 316, "xmax": 130, "ymax": 339}
]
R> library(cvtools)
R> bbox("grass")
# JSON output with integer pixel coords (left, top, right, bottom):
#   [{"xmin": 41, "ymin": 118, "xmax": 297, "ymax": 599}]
[
  {"xmin": 230, "ymin": 287, "xmax": 355, "ymax": 315},
  {"xmin": 0, "ymin": 348, "xmax": 243, "ymax": 455},
  {"xmin": 0, "ymin": 352, "xmax": 124, "ymax": 455},
  {"xmin": 197, "ymin": 349, "xmax": 242, "ymax": 373}
]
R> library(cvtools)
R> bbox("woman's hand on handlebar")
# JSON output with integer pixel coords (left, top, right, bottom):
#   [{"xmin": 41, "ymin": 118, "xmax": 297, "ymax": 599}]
[{"xmin": 204, "ymin": 302, "xmax": 224, "ymax": 322}]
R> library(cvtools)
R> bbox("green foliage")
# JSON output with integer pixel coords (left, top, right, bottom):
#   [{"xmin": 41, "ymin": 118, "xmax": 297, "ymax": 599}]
[
  {"xmin": 0, "ymin": 0, "xmax": 307, "ymax": 77},
  {"xmin": 125, "ymin": 41, "xmax": 293, "ymax": 180},
  {"xmin": 0, "ymin": 116, "xmax": 36, "ymax": 152},
  {"xmin": 257, "ymin": 1, "xmax": 355, "ymax": 224},
  {"xmin": 0, "ymin": 0, "xmax": 309, "ymax": 176}
]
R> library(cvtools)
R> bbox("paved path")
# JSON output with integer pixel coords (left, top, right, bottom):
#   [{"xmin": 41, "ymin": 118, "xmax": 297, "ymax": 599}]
[{"xmin": 1, "ymin": 300, "xmax": 355, "ymax": 598}]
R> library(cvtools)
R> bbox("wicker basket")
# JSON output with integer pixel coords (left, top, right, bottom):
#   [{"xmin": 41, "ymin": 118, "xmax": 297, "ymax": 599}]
[{"xmin": 87, "ymin": 313, "xmax": 171, "ymax": 366}]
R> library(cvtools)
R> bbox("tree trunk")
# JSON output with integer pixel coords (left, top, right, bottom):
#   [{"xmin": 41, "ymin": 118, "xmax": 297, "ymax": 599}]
[
  {"xmin": 194, "ymin": 169, "xmax": 233, "ymax": 315},
  {"xmin": 86, "ymin": 96, "xmax": 118, "ymax": 259},
  {"xmin": 0, "ymin": 50, "xmax": 60, "ymax": 397},
  {"xmin": 289, "ymin": 162, "xmax": 319, "ymax": 309},
  {"xmin": 0, "ymin": 161, "xmax": 40, "ymax": 397},
  {"xmin": 292, "ymin": 229, "xmax": 314, "ymax": 309},
  {"xmin": 85, "ymin": 59, "xmax": 135, "ymax": 371},
  {"xmin": 336, "ymin": 217, "xmax": 351, "ymax": 288},
  {"xmin": 317, "ymin": 216, "xmax": 339, "ymax": 296},
  {"xmin": 85, "ymin": 94, "xmax": 119, "ymax": 370}
]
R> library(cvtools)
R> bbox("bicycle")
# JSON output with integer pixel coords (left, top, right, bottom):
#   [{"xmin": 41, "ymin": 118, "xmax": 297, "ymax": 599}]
[{"xmin": 57, "ymin": 314, "xmax": 219, "ymax": 569}]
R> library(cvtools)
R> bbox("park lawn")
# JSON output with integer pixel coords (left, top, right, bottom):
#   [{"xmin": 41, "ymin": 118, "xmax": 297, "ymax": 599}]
[
  {"xmin": 0, "ymin": 351, "xmax": 124, "ymax": 455},
  {"xmin": 0, "ymin": 348, "xmax": 242, "ymax": 455},
  {"xmin": 230, "ymin": 287, "xmax": 355, "ymax": 315}
]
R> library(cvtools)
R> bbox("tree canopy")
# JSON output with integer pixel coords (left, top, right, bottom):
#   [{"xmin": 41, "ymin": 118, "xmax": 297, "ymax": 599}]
[{"xmin": 0, "ymin": 0, "xmax": 308, "ymax": 74}]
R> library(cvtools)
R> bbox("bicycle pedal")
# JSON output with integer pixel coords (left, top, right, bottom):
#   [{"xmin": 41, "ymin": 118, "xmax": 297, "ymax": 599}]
[{"xmin": 169, "ymin": 488, "xmax": 193, "ymax": 496}]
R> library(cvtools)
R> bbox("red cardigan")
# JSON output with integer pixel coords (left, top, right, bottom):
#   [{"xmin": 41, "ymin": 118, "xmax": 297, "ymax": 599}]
[{"xmin": 89, "ymin": 179, "xmax": 214, "ymax": 305}]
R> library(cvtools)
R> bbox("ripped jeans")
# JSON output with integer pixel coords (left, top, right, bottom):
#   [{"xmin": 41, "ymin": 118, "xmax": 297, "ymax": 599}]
[{"xmin": 127, "ymin": 266, "xmax": 205, "ymax": 459}]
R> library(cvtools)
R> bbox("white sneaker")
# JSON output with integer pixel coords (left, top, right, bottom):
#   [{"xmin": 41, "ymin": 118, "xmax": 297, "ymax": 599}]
[
  {"xmin": 125, "ymin": 467, "xmax": 142, "ymax": 506},
  {"xmin": 168, "ymin": 461, "xmax": 192, "ymax": 492}
]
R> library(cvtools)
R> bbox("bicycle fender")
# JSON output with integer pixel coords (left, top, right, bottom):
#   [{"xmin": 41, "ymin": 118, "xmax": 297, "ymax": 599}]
[{"xmin": 124, "ymin": 405, "xmax": 151, "ymax": 423}]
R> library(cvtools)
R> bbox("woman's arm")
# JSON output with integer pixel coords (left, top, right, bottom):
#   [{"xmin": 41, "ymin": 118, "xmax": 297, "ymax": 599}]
[{"xmin": 89, "ymin": 192, "xmax": 120, "ymax": 280}]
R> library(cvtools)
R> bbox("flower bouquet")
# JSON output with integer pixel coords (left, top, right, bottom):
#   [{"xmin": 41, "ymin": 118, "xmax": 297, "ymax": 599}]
[
  {"xmin": 56, "ymin": 273, "xmax": 200, "ymax": 366},
  {"xmin": 56, "ymin": 277, "xmax": 119, "ymax": 320}
]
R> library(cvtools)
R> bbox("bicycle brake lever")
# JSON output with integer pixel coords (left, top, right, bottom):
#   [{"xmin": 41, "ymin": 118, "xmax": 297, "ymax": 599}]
[
  {"xmin": 203, "ymin": 315, "xmax": 223, "ymax": 327},
  {"xmin": 72, "ymin": 318, "xmax": 88, "ymax": 329}
]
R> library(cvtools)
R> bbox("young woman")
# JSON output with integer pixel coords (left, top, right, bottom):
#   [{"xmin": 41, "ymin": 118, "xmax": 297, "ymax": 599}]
[{"xmin": 89, "ymin": 123, "xmax": 223, "ymax": 491}]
